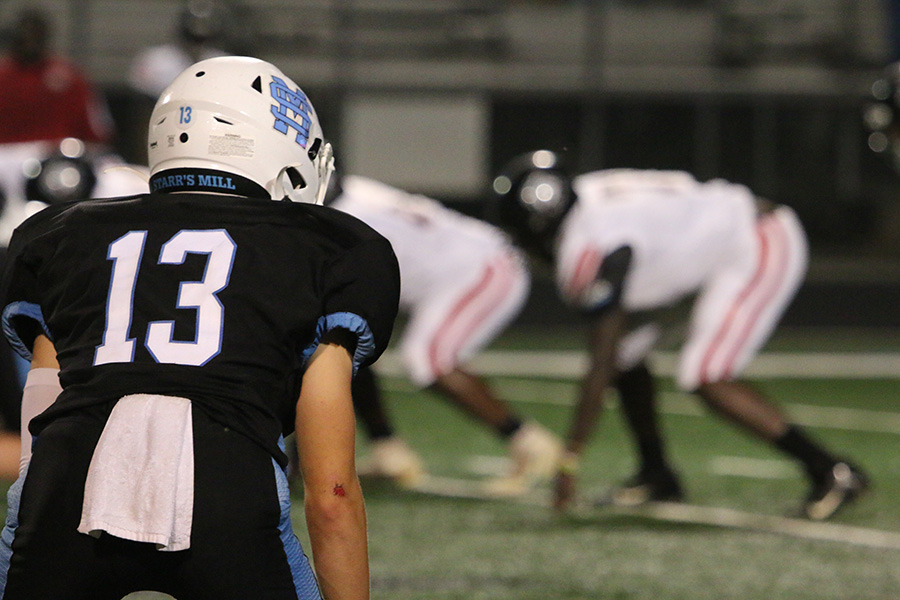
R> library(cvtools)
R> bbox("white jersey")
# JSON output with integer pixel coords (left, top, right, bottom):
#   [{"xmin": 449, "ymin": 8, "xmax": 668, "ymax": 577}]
[
  {"xmin": 556, "ymin": 169, "xmax": 808, "ymax": 390},
  {"xmin": 332, "ymin": 175, "xmax": 530, "ymax": 385},
  {"xmin": 334, "ymin": 176, "xmax": 520, "ymax": 307},
  {"xmin": 559, "ymin": 169, "xmax": 758, "ymax": 311},
  {"xmin": 0, "ymin": 143, "xmax": 149, "ymax": 246}
]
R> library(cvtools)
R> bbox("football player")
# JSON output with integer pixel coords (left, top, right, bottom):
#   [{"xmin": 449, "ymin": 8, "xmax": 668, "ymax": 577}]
[
  {"xmin": 0, "ymin": 142, "xmax": 150, "ymax": 482},
  {"xmin": 327, "ymin": 174, "xmax": 562, "ymax": 495},
  {"xmin": 129, "ymin": 0, "xmax": 235, "ymax": 99},
  {"xmin": 493, "ymin": 150, "xmax": 868, "ymax": 521},
  {"xmin": 0, "ymin": 56, "xmax": 399, "ymax": 600}
]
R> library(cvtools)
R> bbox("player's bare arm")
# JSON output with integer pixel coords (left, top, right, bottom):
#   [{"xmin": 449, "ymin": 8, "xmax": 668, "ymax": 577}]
[
  {"xmin": 296, "ymin": 330, "xmax": 369, "ymax": 600},
  {"xmin": 30, "ymin": 333, "xmax": 58, "ymax": 369},
  {"xmin": 569, "ymin": 307, "xmax": 627, "ymax": 454},
  {"xmin": 554, "ymin": 306, "xmax": 627, "ymax": 510}
]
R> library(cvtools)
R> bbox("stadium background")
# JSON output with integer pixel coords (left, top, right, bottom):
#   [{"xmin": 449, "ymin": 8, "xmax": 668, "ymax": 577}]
[
  {"xmin": 1, "ymin": 3, "xmax": 898, "ymax": 599},
  {"xmin": 2, "ymin": 0, "xmax": 898, "ymax": 331}
]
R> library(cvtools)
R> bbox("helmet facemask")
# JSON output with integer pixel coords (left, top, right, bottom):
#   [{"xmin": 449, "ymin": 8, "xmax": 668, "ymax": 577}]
[{"xmin": 277, "ymin": 139, "xmax": 335, "ymax": 205}]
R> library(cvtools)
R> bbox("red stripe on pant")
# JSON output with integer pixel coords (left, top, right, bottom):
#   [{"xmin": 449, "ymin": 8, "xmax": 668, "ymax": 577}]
[
  {"xmin": 698, "ymin": 214, "xmax": 791, "ymax": 384},
  {"xmin": 427, "ymin": 253, "xmax": 517, "ymax": 378}
]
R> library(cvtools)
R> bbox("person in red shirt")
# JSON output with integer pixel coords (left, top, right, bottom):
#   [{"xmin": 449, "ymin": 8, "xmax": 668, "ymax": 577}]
[{"xmin": 0, "ymin": 8, "xmax": 113, "ymax": 146}]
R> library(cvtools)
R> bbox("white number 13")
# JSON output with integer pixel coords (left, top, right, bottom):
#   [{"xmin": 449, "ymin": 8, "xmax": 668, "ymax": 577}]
[{"xmin": 94, "ymin": 229, "xmax": 236, "ymax": 367}]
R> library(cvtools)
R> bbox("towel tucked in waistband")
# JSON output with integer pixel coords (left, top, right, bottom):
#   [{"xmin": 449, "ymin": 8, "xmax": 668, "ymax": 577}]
[{"xmin": 78, "ymin": 394, "xmax": 194, "ymax": 552}]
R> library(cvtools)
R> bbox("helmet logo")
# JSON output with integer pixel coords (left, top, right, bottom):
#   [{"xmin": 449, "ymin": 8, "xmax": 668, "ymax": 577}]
[{"xmin": 270, "ymin": 76, "xmax": 313, "ymax": 149}]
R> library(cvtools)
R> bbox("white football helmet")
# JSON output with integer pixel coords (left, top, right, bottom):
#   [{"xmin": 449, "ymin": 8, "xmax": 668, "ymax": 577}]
[{"xmin": 147, "ymin": 55, "xmax": 334, "ymax": 204}]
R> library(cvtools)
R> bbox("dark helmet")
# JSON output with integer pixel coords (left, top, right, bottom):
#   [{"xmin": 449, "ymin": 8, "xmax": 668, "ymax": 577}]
[
  {"xmin": 492, "ymin": 150, "xmax": 576, "ymax": 259},
  {"xmin": 179, "ymin": 0, "xmax": 231, "ymax": 45},
  {"xmin": 23, "ymin": 139, "xmax": 97, "ymax": 204},
  {"xmin": 863, "ymin": 62, "xmax": 900, "ymax": 171}
]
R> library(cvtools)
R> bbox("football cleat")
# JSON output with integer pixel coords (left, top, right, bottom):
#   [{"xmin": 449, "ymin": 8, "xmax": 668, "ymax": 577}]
[
  {"xmin": 482, "ymin": 422, "xmax": 563, "ymax": 497},
  {"xmin": 802, "ymin": 461, "xmax": 868, "ymax": 521},
  {"xmin": 607, "ymin": 468, "xmax": 685, "ymax": 507},
  {"xmin": 357, "ymin": 436, "xmax": 427, "ymax": 489}
]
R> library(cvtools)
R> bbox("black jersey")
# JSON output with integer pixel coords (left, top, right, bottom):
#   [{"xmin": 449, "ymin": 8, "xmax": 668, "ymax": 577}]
[{"xmin": 1, "ymin": 193, "xmax": 400, "ymax": 466}]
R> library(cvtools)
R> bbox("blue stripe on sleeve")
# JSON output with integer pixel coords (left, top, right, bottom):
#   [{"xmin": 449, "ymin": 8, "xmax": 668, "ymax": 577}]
[
  {"xmin": 300, "ymin": 312, "xmax": 375, "ymax": 375},
  {"xmin": 1, "ymin": 301, "xmax": 50, "ymax": 362}
]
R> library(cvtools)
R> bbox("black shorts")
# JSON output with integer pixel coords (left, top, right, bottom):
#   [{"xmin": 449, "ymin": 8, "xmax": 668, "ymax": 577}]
[{"xmin": 0, "ymin": 403, "xmax": 320, "ymax": 600}]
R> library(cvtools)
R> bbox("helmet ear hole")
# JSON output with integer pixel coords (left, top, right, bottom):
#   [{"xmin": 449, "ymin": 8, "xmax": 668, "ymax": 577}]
[
  {"xmin": 308, "ymin": 138, "xmax": 322, "ymax": 161},
  {"xmin": 285, "ymin": 167, "xmax": 306, "ymax": 191}
]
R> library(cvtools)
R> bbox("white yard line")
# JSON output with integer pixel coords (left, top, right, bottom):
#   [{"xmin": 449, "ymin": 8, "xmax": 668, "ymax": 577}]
[
  {"xmin": 659, "ymin": 392, "xmax": 900, "ymax": 434},
  {"xmin": 616, "ymin": 501, "xmax": 900, "ymax": 551},
  {"xmin": 373, "ymin": 349, "xmax": 900, "ymax": 550},
  {"xmin": 707, "ymin": 456, "xmax": 798, "ymax": 479},
  {"xmin": 410, "ymin": 476, "xmax": 900, "ymax": 551},
  {"xmin": 376, "ymin": 350, "xmax": 900, "ymax": 379},
  {"xmin": 376, "ymin": 350, "xmax": 900, "ymax": 435}
]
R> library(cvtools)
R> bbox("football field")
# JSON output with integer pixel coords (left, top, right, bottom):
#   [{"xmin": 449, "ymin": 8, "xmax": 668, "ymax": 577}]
[
  {"xmin": 344, "ymin": 326, "xmax": 900, "ymax": 600},
  {"xmin": 6, "ymin": 327, "xmax": 900, "ymax": 600}
]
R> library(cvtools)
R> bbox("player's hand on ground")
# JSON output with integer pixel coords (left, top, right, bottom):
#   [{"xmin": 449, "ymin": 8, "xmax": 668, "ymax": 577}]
[{"xmin": 553, "ymin": 470, "xmax": 577, "ymax": 511}]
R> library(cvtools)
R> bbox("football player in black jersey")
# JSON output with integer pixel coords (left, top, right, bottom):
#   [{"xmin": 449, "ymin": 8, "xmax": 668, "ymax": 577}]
[{"xmin": 0, "ymin": 56, "xmax": 399, "ymax": 600}]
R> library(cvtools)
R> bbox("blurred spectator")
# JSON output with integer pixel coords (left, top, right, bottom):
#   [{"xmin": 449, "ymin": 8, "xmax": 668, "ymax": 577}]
[
  {"xmin": 126, "ymin": 0, "xmax": 236, "ymax": 164},
  {"xmin": 0, "ymin": 11, "xmax": 123, "ymax": 452},
  {"xmin": 0, "ymin": 8, "xmax": 117, "ymax": 245},
  {"xmin": 0, "ymin": 8, "xmax": 114, "ymax": 147},
  {"xmin": 128, "ymin": 0, "xmax": 235, "ymax": 99},
  {"xmin": 128, "ymin": 0, "xmax": 237, "ymax": 102}
]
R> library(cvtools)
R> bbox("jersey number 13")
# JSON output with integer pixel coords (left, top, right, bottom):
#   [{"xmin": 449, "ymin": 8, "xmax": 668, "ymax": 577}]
[{"xmin": 93, "ymin": 229, "xmax": 236, "ymax": 367}]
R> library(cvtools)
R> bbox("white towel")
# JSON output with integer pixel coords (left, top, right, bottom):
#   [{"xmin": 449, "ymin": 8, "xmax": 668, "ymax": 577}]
[{"xmin": 78, "ymin": 394, "xmax": 194, "ymax": 552}]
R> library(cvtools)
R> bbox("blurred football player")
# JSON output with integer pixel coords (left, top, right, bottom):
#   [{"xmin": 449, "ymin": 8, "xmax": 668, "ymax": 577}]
[
  {"xmin": 0, "ymin": 141, "xmax": 149, "ymax": 482},
  {"xmin": 0, "ymin": 138, "xmax": 150, "ymax": 244},
  {"xmin": 0, "ymin": 8, "xmax": 114, "ymax": 148},
  {"xmin": 129, "ymin": 0, "xmax": 236, "ymax": 100},
  {"xmin": 493, "ymin": 150, "xmax": 868, "ymax": 521},
  {"xmin": 0, "ymin": 56, "xmax": 399, "ymax": 599},
  {"xmin": 327, "ymin": 174, "xmax": 562, "ymax": 495},
  {"xmin": 127, "ymin": 1, "xmax": 238, "ymax": 164},
  {"xmin": 0, "ymin": 7, "xmax": 116, "ymax": 226}
]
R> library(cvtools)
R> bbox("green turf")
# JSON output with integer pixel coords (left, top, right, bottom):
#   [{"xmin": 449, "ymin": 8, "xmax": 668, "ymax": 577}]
[
  {"xmin": 2, "ymin": 333, "xmax": 899, "ymax": 599},
  {"xmin": 347, "ymin": 372, "xmax": 900, "ymax": 599}
]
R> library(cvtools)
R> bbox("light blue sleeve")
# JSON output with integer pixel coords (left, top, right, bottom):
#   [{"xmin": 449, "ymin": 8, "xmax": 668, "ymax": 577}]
[
  {"xmin": 1, "ymin": 301, "xmax": 51, "ymax": 362},
  {"xmin": 300, "ymin": 311, "xmax": 375, "ymax": 375}
]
